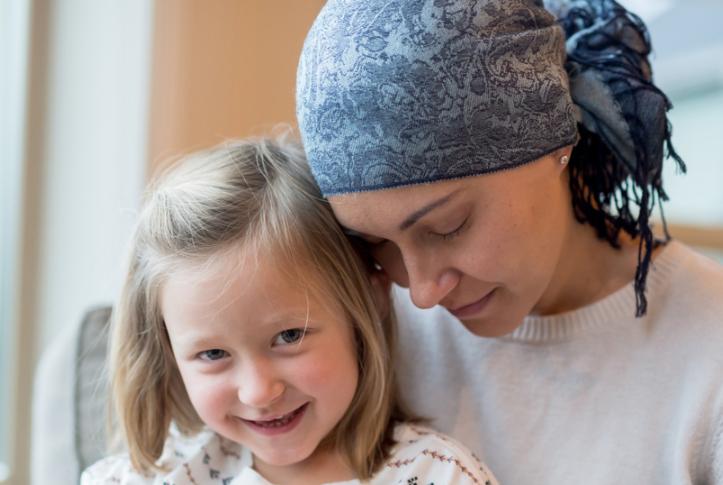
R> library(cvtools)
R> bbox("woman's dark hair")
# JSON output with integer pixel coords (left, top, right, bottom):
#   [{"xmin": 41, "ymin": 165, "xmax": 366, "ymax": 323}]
[{"xmin": 561, "ymin": 0, "xmax": 686, "ymax": 316}]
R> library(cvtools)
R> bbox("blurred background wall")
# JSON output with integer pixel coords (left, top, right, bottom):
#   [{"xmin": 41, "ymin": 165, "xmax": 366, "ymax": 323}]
[
  {"xmin": 1, "ymin": 2, "xmax": 324, "ymax": 484},
  {"xmin": 0, "ymin": 1, "xmax": 720, "ymax": 484},
  {"xmin": 148, "ymin": 0, "xmax": 324, "ymax": 171}
]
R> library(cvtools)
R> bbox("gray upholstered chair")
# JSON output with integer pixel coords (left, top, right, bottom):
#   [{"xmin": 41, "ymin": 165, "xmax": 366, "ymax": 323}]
[{"xmin": 31, "ymin": 306, "xmax": 112, "ymax": 485}]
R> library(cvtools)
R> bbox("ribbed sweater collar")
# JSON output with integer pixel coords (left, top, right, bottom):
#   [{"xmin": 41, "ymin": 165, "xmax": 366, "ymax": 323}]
[{"xmin": 505, "ymin": 241, "xmax": 687, "ymax": 343}]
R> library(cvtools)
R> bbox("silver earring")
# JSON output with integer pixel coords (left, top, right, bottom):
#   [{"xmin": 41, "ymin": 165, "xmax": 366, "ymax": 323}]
[{"xmin": 560, "ymin": 155, "xmax": 569, "ymax": 165}]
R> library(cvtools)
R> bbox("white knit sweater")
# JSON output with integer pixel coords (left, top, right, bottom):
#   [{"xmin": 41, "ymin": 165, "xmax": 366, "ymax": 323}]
[{"xmin": 394, "ymin": 241, "xmax": 723, "ymax": 484}]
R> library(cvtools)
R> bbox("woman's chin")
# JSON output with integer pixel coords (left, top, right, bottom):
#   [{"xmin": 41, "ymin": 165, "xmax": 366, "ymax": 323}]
[{"xmin": 460, "ymin": 317, "xmax": 522, "ymax": 338}]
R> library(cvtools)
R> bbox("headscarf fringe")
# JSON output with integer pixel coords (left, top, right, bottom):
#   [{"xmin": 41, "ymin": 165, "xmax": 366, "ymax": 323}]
[{"xmin": 561, "ymin": 0, "xmax": 686, "ymax": 316}]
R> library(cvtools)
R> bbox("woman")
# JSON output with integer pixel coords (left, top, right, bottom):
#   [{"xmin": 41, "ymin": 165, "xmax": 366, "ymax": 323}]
[{"xmin": 296, "ymin": 0, "xmax": 723, "ymax": 484}]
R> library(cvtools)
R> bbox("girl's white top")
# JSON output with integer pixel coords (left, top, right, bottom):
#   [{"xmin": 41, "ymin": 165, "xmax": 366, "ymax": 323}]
[
  {"xmin": 393, "ymin": 241, "xmax": 723, "ymax": 484},
  {"xmin": 81, "ymin": 423, "xmax": 498, "ymax": 484}
]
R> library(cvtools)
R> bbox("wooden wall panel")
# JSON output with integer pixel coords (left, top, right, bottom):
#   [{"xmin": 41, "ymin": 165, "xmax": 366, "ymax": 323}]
[{"xmin": 148, "ymin": 0, "xmax": 325, "ymax": 173}]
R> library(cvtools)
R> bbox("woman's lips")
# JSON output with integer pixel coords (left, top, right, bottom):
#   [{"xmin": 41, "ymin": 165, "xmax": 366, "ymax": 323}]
[
  {"xmin": 448, "ymin": 289, "xmax": 496, "ymax": 319},
  {"xmin": 241, "ymin": 403, "xmax": 308, "ymax": 436}
]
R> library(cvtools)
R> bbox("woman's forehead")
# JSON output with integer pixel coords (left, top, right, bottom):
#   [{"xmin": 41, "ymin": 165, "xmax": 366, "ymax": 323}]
[
  {"xmin": 327, "ymin": 155, "xmax": 558, "ymax": 233},
  {"xmin": 328, "ymin": 178, "xmax": 465, "ymax": 232}
]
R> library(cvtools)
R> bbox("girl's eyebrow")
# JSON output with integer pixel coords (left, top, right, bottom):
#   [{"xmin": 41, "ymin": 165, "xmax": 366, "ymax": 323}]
[
  {"xmin": 398, "ymin": 189, "xmax": 460, "ymax": 231},
  {"xmin": 173, "ymin": 313, "xmax": 313, "ymax": 345},
  {"xmin": 171, "ymin": 333, "xmax": 220, "ymax": 350}
]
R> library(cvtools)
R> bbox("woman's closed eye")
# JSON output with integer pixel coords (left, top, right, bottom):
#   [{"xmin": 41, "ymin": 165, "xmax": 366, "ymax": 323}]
[
  {"xmin": 432, "ymin": 216, "xmax": 469, "ymax": 241},
  {"xmin": 197, "ymin": 348, "xmax": 229, "ymax": 362},
  {"xmin": 273, "ymin": 327, "xmax": 308, "ymax": 346}
]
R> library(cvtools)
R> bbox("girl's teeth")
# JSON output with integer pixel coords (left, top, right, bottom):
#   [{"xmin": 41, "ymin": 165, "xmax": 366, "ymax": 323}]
[{"xmin": 254, "ymin": 406, "xmax": 301, "ymax": 427}]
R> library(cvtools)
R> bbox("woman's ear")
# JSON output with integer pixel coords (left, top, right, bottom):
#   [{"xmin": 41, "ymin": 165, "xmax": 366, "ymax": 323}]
[{"xmin": 369, "ymin": 269, "xmax": 391, "ymax": 319}]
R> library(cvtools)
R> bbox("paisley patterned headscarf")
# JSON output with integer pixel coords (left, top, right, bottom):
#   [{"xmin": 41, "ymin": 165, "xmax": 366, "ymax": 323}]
[
  {"xmin": 296, "ymin": 0, "xmax": 685, "ymax": 316},
  {"xmin": 297, "ymin": 0, "xmax": 578, "ymax": 195}
]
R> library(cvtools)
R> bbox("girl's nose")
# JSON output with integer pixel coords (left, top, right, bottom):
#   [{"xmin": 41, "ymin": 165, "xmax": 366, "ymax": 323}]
[{"xmin": 237, "ymin": 364, "xmax": 285, "ymax": 409}]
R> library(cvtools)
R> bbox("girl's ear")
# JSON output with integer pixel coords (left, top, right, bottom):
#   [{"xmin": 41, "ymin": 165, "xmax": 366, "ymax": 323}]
[{"xmin": 369, "ymin": 269, "xmax": 391, "ymax": 319}]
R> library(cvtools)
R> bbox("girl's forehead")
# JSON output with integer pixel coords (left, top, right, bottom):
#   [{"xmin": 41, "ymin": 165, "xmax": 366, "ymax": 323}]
[
  {"xmin": 164, "ymin": 242, "xmax": 334, "ymax": 300},
  {"xmin": 161, "ymin": 248, "xmax": 338, "ymax": 322},
  {"xmin": 163, "ymin": 246, "xmax": 248, "ymax": 282}
]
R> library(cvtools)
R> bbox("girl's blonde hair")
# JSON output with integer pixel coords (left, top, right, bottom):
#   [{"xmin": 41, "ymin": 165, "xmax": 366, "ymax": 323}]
[{"xmin": 111, "ymin": 136, "xmax": 407, "ymax": 479}]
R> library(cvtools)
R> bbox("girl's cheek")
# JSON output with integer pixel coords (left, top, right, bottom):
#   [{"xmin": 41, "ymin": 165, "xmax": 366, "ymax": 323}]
[
  {"xmin": 293, "ymin": 343, "xmax": 358, "ymax": 394},
  {"xmin": 284, "ymin": 353, "xmax": 331, "ymax": 388},
  {"xmin": 180, "ymin": 368, "xmax": 234, "ymax": 421}
]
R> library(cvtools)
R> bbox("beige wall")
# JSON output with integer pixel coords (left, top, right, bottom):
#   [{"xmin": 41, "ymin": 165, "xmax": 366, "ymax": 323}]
[{"xmin": 149, "ymin": 0, "xmax": 324, "ymax": 173}]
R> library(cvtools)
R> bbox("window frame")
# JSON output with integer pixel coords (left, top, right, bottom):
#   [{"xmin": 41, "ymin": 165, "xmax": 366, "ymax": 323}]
[{"xmin": 0, "ymin": 0, "xmax": 33, "ymax": 483}]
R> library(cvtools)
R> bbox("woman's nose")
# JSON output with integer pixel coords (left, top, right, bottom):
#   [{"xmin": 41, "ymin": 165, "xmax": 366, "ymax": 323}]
[
  {"xmin": 237, "ymin": 363, "xmax": 285, "ymax": 409},
  {"xmin": 375, "ymin": 241, "xmax": 459, "ymax": 308},
  {"xmin": 404, "ymin": 252, "xmax": 459, "ymax": 309}
]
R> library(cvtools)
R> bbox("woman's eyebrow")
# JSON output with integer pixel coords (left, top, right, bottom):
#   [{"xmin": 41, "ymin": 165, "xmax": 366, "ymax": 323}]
[
  {"xmin": 339, "ymin": 189, "xmax": 460, "ymax": 238},
  {"xmin": 399, "ymin": 190, "xmax": 459, "ymax": 231}
]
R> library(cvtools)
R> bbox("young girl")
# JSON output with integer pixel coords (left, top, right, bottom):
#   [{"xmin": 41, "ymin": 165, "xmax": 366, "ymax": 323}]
[
  {"xmin": 81, "ymin": 138, "xmax": 499, "ymax": 484},
  {"xmin": 296, "ymin": 0, "xmax": 723, "ymax": 483}
]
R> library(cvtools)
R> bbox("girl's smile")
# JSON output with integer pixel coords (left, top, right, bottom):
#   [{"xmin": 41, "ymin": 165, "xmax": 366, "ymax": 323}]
[{"xmin": 239, "ymin": 402, "xmax": 309, "ymax": 436}]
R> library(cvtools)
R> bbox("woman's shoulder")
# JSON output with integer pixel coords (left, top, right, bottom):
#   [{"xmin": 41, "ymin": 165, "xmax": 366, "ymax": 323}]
[
  {"xmin": 653, "ymin": 241, "xmax": 723, "ymax": 318},
  {"xmin": 81, "ymin": 430, "xmax": 249, "ymax": 484},
  {"xmin": 660, "ymin": 241, "xmax": 723, "ymax": 282},
  {"xmin": 372, "ymin": 422, "xmax": 499, "ymax": 485}
]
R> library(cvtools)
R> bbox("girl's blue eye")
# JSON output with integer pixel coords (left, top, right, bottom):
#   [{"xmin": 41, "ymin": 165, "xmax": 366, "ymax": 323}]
[
  {"xmin": 274, "ymin": 328, "xmax": 306, "ymax": 346},
  {"xmin": 198, "ymin": 349, "xmax": 228, "ymax": 361}
]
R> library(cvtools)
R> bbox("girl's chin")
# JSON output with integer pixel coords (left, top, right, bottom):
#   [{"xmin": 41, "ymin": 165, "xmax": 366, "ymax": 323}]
[{"xmin": 252, "ymin": 443, "xmax": 317, "ymax": 468}]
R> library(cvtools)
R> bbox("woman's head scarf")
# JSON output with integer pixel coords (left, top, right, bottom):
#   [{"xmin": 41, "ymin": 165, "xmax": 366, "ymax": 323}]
[
  {"xmin": 296, "ymin": 0, "xmax": 686, "ymax": 316},
  {"xmin": 297, "ymin": 0, "xmax": 578, "ymax": 195}
]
